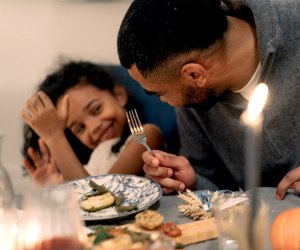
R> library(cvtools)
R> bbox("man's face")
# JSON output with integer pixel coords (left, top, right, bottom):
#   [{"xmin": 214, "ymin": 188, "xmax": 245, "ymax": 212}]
[{"xmin": 128, "ymin": 65, "xmax": 217, "ymax": 108}]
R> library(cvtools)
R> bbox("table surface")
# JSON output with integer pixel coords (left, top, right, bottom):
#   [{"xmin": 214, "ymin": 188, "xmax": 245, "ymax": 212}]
[{"xmin": 85, "ymin": 187, "xmax": 300, "ymax": 250}]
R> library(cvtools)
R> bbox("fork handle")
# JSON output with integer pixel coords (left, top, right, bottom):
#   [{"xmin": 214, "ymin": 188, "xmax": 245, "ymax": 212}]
[{"xmin": 144, "ymin": 143, "xmax": 155, "ymax": 156}]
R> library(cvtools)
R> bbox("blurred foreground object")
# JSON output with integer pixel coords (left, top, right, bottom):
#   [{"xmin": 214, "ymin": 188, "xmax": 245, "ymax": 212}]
[
  {"xmin": 0, "ymin": 130, "xmax": 18, "ymax": 249},
  {"xmin": 270, "ymin": 207, "xmax": 300, "ymax": 250},
  {"xmin": 212, "ymin": 192, "xmax": 268, "ymax": 250},
  {"xmin": 20, "ymin": 184, "xmax": 85, "ymax": 250}
]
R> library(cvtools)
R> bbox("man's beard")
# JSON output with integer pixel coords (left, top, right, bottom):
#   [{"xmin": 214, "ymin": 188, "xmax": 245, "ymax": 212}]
[{"xmin": 182, "ymin": 85, "xmax": 218, "ymax": 111}]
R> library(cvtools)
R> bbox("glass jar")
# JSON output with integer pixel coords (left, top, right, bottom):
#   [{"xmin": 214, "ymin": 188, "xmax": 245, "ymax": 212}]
[
  {"xmin": 0, "ymin": 130, "xmax": 18, "ymax": 249},
  {"xmin": 20, "ymin": 184, "xmax": 85, "ymax": 250},
  {"xmin": 212, "ymin": 192, "xmax": 269, "ymax": 250}
]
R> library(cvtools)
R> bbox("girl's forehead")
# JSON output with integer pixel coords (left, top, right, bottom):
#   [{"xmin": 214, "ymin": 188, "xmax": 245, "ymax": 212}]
[
  {"xmin": 66, "ymin": 84, "xmax": 112, "ymax": 99},
  {"xmin": 56, "ymin": 85, "xmax": 110, "ymax": 110},
  {"xmin": 66, "ymin": 83, "xmax": 102, "ymax": 94}
]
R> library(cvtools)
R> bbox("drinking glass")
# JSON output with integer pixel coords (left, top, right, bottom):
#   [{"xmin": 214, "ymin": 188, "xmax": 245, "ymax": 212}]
[
  {"xmin": 20, "ymin": 184, "xmax": 85, "ymax": 250},
  {"xmin": 212, "ymin": 192, "xmax": 268, "ymax": 250},
  {"xmin": 0, "ymin": 130, "xmax": 18, "ymax": 250}
]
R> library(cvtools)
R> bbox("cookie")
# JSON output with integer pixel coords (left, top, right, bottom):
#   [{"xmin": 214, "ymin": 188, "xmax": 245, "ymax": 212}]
[{"xmin": 135, "ymin": 210, "xmax": 164, "ymax": 230}]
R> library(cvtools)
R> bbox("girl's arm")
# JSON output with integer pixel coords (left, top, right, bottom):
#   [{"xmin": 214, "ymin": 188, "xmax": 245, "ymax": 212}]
[
  {"xmin": 45, "ymin": 132, "xmax": 89, "ymax": 180},
  {"xmin": 108, "ymin": 124, "xmax": 164, "ymax": 175}
]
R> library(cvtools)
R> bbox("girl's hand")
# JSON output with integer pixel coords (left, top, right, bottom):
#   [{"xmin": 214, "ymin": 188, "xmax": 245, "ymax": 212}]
[
  {"xmin": 142, "ymin": 150, "xmax": 197, "ymax": 194},
  {"xmin": 23, "ymin": 139, "xmax": 64, "ymax": 186},
  {"xmin": 19, "ymin": 91, "xmax": 69, "ymax": 144}
]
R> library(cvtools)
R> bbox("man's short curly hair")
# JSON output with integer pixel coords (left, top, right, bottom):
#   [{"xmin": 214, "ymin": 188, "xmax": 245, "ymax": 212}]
[{"xmin": 117, "ymin": 0, "xmax": 228, "ymax": 75}]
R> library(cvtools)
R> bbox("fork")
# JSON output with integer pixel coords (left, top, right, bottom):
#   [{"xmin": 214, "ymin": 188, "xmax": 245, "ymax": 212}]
[{"xmin": 126, "ymin": 109, "xmax": 154, "ymax": 155}]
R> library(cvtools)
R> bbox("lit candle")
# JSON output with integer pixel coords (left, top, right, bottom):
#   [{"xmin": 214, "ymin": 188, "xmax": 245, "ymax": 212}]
[
  {"xmin": 0, "ymin": 212, "xmax": 18, "ymax": 250},
  {"xmin": 22, "ymin": 221, "xmax": 41, "ymax": 249},
  {"xmin": 241, "ymin": 83, "xmax": 268, "ymax": 248}
]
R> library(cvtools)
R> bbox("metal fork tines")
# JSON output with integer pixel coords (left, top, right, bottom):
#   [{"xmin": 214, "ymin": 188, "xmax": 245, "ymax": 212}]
[{"xmin": 126, "ymin": 109, "xmax": 154, "ymax": 154}]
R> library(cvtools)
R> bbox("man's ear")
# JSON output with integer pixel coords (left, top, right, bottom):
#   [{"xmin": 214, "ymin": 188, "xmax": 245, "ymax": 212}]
[
  {"xmin": 180, "ymin": 63, "xmax": 207, "ymax": 87},
  {"xmin": 113, "ymin": 85, "xmax": 128, "ymax": 107}
]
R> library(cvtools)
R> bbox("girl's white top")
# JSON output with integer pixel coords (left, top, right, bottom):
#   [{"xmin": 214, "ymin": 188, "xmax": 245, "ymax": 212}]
[{"xmin": 85, "ymin": 136, "xmax": 132, "ymax": 176}]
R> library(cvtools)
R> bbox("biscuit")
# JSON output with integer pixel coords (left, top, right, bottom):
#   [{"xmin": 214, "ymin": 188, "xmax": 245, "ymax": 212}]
[{"xmin": 135, "ymin": 210, "xmax": 164, "ymax": 230}]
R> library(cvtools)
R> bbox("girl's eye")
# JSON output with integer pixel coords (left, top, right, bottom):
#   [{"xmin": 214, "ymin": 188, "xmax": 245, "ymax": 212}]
[
  {"xmin": 92, "ymin": 105, "xmax": 102, "ymax": 115},
  {"xmin": 74, "ymin": 124, "xmax": 85, "ymax": 134}
]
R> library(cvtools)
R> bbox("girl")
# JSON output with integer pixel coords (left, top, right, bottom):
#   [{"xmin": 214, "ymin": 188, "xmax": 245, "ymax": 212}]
[{"xmin": 20, "ymin": 61, "xmax": 164, "ymax": 186}]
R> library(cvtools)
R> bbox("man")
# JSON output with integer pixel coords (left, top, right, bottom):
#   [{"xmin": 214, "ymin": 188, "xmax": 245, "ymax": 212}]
[{"xmin": 117, "ymin": 0, "xmax": 300, "ymax": 199}]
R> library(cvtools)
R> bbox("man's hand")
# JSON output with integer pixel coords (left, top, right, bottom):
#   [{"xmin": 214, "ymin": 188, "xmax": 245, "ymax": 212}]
[
  {"xmin": 276, "ymin": 166, "xmax": 300, "ymax": 200},
  {"xmin": 142, "ymin": 150, "xmax": 196, "ymax": 194}
]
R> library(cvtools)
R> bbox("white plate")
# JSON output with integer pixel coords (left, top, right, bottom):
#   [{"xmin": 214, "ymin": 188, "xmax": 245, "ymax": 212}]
[{"xmin": 68, "ymin": 174, "xmax": 162, "ymax": 221}]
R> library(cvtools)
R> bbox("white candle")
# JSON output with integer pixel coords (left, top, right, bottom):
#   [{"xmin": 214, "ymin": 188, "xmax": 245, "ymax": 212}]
[
  {"xmin": 241, "ymin": 83, "xmax": 268, "ymax": 249},
  {"xmin": 241, "ymin": 83, "xmax": 268, "ymax": 191}
]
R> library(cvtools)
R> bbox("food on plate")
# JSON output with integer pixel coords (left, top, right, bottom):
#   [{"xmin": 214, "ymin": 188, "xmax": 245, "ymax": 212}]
[
  {"xmin": 83, "ymin": 209, "xmax": 185, "ymax": 250},
  {"xmin": 85, "ymin": 226, "xmax": 148, "ymax": 250},
  {"xmin": 89, "ymin": 180, "xmax": 111, "ymax": 194},
  {"xmin": 135, "ymin": 210, "xmax": 164, "ymax": 230},
  {"xmin": 85, "ymin": 225, "xmax": 178, "ymax": 250},
  {"xmin": 80, "ymin": 192, "xmax": 115, "ymax": 212},
  {"xmin": 160, "ymin": 222, "xmax": 182, "ymax": 238},
  {"xmin": 114, "ymin": 192, "xmax": 138, "ymax": 213},
  {"xmin": 80, "ymin": 180, "xmax": 138, "ymax": 213},
  {"xmin": 135, "ymin": 210, "xmax": 182, "ymax": 238}
]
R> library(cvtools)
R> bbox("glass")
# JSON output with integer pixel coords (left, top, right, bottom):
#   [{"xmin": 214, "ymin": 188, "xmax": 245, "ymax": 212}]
[
  {"xmin": 0, "ymin": 130, "xmax": 18, "ymax": 250},
  {"xmin": 20, "ymin": 184, "xmax": 86, "ymax": 250},
  {"xmin": 212, "ymin": 192, "xmax": 268, "ymax": 250},
  {"xmin": 148, "ymin": 231, "xmax": 175, "ymax": 250}
]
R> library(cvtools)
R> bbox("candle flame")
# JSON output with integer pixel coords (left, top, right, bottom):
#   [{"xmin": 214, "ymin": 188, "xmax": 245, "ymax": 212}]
[
  {"xmin": 243, "ymin": 83, "xmax": 269, "ymax": 124},
  {"xmin": 23, "ymin": 222, "xmax": 41, "ymax": 248}
]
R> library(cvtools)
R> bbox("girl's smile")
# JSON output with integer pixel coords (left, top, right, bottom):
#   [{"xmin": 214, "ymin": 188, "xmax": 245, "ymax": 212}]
[{"xmin": 94, "ymin": 120, "xmax": 115, "ymax": 144}]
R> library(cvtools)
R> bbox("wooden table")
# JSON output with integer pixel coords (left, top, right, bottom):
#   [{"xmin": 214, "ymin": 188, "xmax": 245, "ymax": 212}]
[{"xmin": 85, "ymin": 187, "xmax": 300, "ymax": 250}]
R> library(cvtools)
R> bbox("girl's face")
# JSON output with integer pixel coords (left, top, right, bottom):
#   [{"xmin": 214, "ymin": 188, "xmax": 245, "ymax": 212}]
[{"xmin": 58, "ymin": 83, "xmax": 128, "ymax": 149}]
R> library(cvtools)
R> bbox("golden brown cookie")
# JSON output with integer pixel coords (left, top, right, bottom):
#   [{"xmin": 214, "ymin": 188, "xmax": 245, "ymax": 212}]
[{"xmin": 135, "ymin": 210, "xmax": 164, "ymax": 230}]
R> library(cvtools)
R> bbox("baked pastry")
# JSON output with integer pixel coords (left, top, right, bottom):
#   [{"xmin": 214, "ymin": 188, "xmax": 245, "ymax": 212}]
[{"xmin": 135, "ymin": 210, "xmax": 164, "ymax": 230}]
